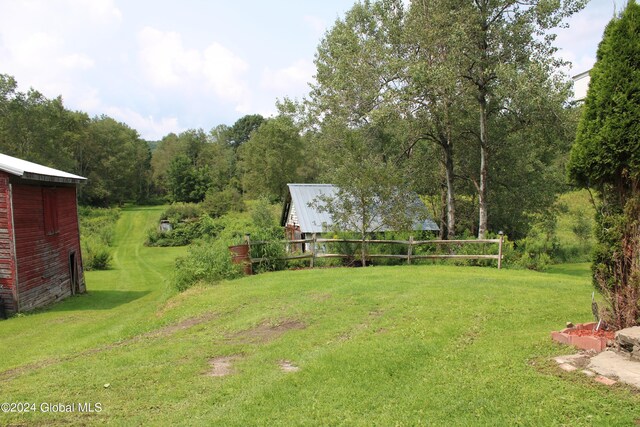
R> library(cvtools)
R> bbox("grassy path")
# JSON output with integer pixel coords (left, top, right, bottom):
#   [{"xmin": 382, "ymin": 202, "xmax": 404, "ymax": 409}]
[{"xmin": 0, "ymin": 206, "xmax": 187, "ymax": 372}]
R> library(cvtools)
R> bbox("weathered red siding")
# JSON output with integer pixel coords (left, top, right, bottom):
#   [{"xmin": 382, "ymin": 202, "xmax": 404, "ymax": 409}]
[
  {"xmin": 0, "ymin": 172, "xmax": 16, "ymax": 313},
  {"xmin": 12, "ymin": 184, "xmax": 85, "ymax": 311}
]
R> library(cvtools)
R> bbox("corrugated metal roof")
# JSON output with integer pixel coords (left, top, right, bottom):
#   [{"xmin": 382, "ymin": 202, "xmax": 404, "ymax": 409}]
[
  {"xmin": 288, "ymin": 184, "xmax": 337, "ymax": 233},
  {"xmin": 286, "ymin": 183, "xmax": 439, "ymax": 233},
  {"xmin": 0, "ymin": 153, "xmax": 86, "ymax": 184}
]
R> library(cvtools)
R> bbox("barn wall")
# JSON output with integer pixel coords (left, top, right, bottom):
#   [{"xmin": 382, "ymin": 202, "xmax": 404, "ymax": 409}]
[
  {"xmin": 12, "ymin": 184, "xmax": 85, "ymax": 312},
  {"xmin": 0, "ymin": 172, "xmax": 16, "ymax": 314}
]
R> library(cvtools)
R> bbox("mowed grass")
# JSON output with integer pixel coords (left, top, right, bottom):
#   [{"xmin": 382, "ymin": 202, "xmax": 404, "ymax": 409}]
[
  {"xmin": 1, "ymin": 209, "xmax": 639, "ymax": 425},
  {"xmin": 0, "ymin": 206, "xmax": 187, "ymax": 371}
]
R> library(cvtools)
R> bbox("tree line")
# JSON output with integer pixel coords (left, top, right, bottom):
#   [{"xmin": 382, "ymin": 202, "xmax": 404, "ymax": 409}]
[
  {"xmin": 0, "ymin": 0, "xmax": 588, "ymax": 241},
  {"xmin": 0, "ymin": 74, "xmax": 151, "ymax": 206}
]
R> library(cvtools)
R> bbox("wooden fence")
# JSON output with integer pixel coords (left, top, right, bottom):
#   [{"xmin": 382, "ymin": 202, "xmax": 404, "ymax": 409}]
[{"xmin": 247, "ymin": 233, "xmax": 505, "ymax": 269}]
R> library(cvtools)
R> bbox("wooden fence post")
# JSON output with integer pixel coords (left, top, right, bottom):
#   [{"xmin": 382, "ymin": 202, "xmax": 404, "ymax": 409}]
[
  {"xmin": 407, "ymin": 235, "xmax": 413, "ymax": 265},
  {"xmin": 310, "ymin": 233, "xmax": 317, "ymax": 268},
  {"xmin": 498, "ymin": 231, "xmax": 504, "ymax": 270}
]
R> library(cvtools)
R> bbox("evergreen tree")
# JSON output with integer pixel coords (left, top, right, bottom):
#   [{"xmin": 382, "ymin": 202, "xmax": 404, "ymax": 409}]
[{"xmin": 568, "ymin": 0, "xmax": 640, "ymax": 328}]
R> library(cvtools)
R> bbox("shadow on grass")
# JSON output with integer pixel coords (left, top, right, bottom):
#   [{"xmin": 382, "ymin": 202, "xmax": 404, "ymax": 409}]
[
  {"xmin": 45, "ymin": 290, "xmax": 151, "ymax": 312},
  {"xmin": 546, "ymin": 263, "xmax": 591, "ymax": 278}
]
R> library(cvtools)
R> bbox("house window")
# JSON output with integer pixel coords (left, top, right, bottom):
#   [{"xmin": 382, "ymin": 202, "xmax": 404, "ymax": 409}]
[{"xmin": 43, "ymin": 188, "xmax": 59, "ymax": 235}]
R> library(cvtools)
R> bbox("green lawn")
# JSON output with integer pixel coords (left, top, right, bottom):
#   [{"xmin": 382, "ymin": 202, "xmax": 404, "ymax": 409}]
[{"xmin": 0, "ymin": 208, "xmax": 638, "ymax": 426}]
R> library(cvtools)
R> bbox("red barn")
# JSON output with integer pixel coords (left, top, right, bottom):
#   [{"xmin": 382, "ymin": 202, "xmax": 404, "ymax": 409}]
[{"xmin": 0, "ymin": 153, "xmax": 87, "ymax": 315}]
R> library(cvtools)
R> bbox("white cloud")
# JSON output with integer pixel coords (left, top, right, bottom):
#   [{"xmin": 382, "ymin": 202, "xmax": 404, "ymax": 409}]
[
  {"xmin": 202, "ymin": 42, "xmax": 250, "ymax": 105},
  {"xmin": 554, "ymin": 1, "xmax": 619, "ymax": 75},
  {"xmin": 261, "ymin": 59, "xmax": 315, "ymax": 94},
  {"xmin": 137, "ymin": 27, "xmax": 251, "ymax": 111},
  {"xmin": 58, "ymin": 53, "xmax": 95, "ymax": 70},
  {"xmin": 105, "ymin": 106, "xmax": 181, "ymax": 141},
  {"xmin": 68, "ymin": 0, "xmax": 123, "ymax": 24},
  {"xmin": 303, "ymin": 15, "xmax": 327, "ymax": 36},
  {"xmin": 137, "ymin": 27, "xmax": 198, "ymax": 87},
  {"xmin": 0, "ymin": 0, "xmax": 120, "ymax": 108}
]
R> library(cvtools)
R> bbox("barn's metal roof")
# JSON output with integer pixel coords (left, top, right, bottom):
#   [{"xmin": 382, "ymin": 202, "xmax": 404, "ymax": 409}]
[
  {"xmin": 287, "ymin": 184, "xmax": 337, "ymax": 233},
  {"xmin": 284, "ymin": 183, "xmax": 439, "ymax": 233},
  {"xmin": 0, "ymin": 153, "xmax": 86, "ymax": 184}
]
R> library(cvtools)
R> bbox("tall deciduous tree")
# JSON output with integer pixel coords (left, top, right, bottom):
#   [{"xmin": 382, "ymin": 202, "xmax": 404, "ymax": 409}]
[
  {"xmin": 166, "ymin": 154, "xmax": 211, "ymax": 203},
  {"xmin": 404, "ymin": 0, "xmax": 473, "ymax": 239},
  {"xmin": 447, "ymin": 0, "xmax": 586, "ymax": 237},
  {"xmin": 568, "ymin": 0, "xmax": 640, "ymax": 328},
  {"xmin": 228, "ymin": 114, "xmax": 264, "ymax": 150},
  {"xmin": 312, "ymin": 126, "xmax": 428, "ymax": 266},
  {"xmin": 238, "ymin": 116, "xmax": 303, "ymax": 201},
  {"xmin": 82, "ymin": 116, "xmax": 151, "ymax": 205}
]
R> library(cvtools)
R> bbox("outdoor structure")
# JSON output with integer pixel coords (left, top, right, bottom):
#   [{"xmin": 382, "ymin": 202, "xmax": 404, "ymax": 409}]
[
  {"xmin": 572, "ymin": 69, "xmax": 590, "ymax": 102},
  {"xmin": 280, "ymin": 184, "xmax": 439, "ymax": 251},
  {"xmin": 0, "ymin": 153, "xmax": 87, "ymax": 315}
]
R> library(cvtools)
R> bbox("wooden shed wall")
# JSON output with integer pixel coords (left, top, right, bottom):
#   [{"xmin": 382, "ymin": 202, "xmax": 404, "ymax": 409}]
[
  {"xmin": 12, "ymin": 184, "xmax": 85, "ymax": 312},
  {"xmin": 0, "ymin": 172, "xmax": 16, "ymax": 314}
]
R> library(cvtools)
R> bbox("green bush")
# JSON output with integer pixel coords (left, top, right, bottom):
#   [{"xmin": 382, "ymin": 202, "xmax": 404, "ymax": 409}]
[
  {"xmin": 202, "ymin": 186, "xmax": 244, "ymax": 217},
  {"xmin": 79, "ymin": 207, "xmax": 119, "ymax": 270},
  {"xmin": 88, "ymin": 247, "xmax": 112, "ymax": 270},
  {"xmin": 250, "ymin": 227, "xmax": 286, "ymax": 273},
  {"xmin": 146, "ymin": 206, "xmax": 221, "ymax": 247},
  {"xmin": 161, "ymin": 203, "xmax": 203, "ymax": 224},
  {"xmin": 172, "ymin": 200, "xmax": 291, "ymax": 291},
  {"xmin": 174, "ymin": 237, "xmax": 243, "ymax": 292}
]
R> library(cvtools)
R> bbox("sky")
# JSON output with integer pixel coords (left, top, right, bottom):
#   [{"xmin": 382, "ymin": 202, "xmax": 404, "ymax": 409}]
[{"xmin": 0, "ymin": 0, "xmax": 626, "ymax": 141}]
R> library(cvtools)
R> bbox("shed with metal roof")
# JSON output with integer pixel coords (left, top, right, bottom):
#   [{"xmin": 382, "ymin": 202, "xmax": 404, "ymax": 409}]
[
  {"xmin": 0, "ymin": 153, "xmax": 87, "ymax": 316},
  {"xmin": 281, "ymin": 184, "xmax": 438, "ymax": 242}
]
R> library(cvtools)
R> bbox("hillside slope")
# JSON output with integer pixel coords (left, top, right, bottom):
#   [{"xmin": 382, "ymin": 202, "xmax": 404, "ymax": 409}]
[{"xmin": 0, "ymin": 209, "xmax": 638, "ymax": 425}]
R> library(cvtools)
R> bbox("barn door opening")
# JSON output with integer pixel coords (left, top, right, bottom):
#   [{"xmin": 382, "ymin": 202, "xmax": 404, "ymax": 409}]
[{"xmin": 69, "ymin": 252, "xmax": 78, "ymax": 295}]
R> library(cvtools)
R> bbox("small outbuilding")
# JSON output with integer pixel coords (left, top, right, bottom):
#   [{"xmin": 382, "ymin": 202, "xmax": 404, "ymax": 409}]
[
  {"xmin": 0, "ymin": 153, "xmax": 87, "ymax": 315},
  {"xmin": 281, "ymin": 184, "xmax": 439, "ymax": 250}
]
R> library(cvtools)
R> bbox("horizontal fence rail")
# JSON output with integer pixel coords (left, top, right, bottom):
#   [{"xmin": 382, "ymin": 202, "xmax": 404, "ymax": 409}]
[{"xmin": 247, "ymin": 234, "xmax": 505, "ymax": 269}]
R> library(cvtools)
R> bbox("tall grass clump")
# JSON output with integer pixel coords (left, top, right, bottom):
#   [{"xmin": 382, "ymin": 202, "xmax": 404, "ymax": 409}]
[
  {"xmin": 174, "ymin": 237, "xmax": 244, "ymax": 291},
  {"xmin": 173, "ymin": 198, "xmax": 286, "ymax": 291},
  {"xmin": 79, "ymin": 206, "xmax": 120, "ymax": 270}
]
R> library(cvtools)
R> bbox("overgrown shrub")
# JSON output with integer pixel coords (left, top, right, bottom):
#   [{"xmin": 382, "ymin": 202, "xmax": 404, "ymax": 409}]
[
  {"xmin": 146, "ymin": 204, "xmax": 220, "ymax": 247},
  {"xmin": 245, "ymin": 198, "xmax": 287, "ymax": 273},
  {"xmin": 366, "ymin": 231, "xmax": 410, "ymax": 266},
  {"xmin": 172, "ymin": 199, "xmax": 290, "ymax": 291},
  {"xmin": 161, "ymin": 203, "xmax": 202, "ymax": 224},
  {"xmin": 83, "ymin": 236, "xmax": 112, "ymax": 270},
  {"xmin": 174, "ymin": 237, "xmax": 243, "ymax": 292},
  {"xmin": 79, "ymin": 207, "xmax": 120, "ymax": 270},
  {"xmin": 509, "ymin": 209, "xmax": 560, "ymax": 271},
  {"xmin": 250, "ymin": 227, "xmax": 286, "ymax": 273},
  {"xmin": 202, "ymin": 186, "xmax": 244, "ymax": 217}
]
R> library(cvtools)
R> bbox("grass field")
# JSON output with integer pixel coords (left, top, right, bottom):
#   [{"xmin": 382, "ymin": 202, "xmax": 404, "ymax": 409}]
[{"xmin": 0, "ymin": 207, "xmax": 638, "ymax": 426}]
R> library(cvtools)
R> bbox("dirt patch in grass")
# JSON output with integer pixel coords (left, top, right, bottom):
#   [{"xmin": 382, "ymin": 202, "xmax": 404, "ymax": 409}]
[
  {"xmin": 226, "ymin": 319, "xmax": 306, "ymax": 344},
  {"xmin": 0, "ymin": 359, "xmax": 56, "ymax": 382},
  {"xmin": 335, "ymin": 310, "xmax": 386, "ymax": 342},
  {"xmin": 309, "ymin": 293, "xmax": 332, "ymax": 302},
  {"xmin": 0, "ymin": 313, "xmax": 217, "ymax": 383},
  {"xmin": 207, "ymin": 355, "xmax": 241, "ymax": 377},
  {"xmin": 144, "ymin": 313, "xmax": 217, "ymax": 338},
  {"xmin": 369, "ymin": 309, "xmax": 384, "ymax": 318},
  {"xmin": 279, "ymin": 360, "xmax": 300, "ymax": 372}
]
